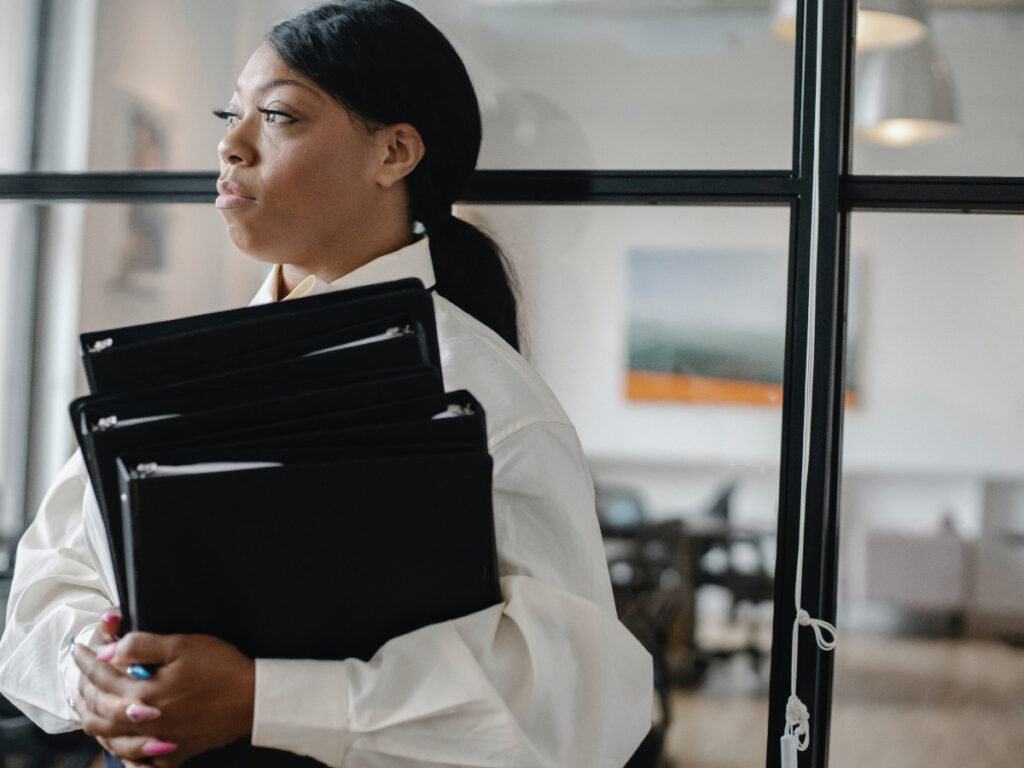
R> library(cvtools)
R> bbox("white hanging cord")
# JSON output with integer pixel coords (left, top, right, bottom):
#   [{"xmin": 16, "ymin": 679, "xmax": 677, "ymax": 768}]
[{"xmin": 780, "ymin": 0, "xmax": 838, "ymax": 766}]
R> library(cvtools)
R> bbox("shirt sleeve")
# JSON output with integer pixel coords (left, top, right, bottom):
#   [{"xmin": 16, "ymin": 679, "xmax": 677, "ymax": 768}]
[
  {"xmin": 0, "ymin": 451, "xmax": 117, "ymax": 733},
  {"xmin": 251, "ymin": 421, "xmax": 654, "ymax": 767}
]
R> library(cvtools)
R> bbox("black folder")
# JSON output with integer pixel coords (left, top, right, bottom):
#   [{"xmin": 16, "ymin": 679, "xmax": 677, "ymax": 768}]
[
  {"xmin": 115, "ymin": 446, "xmax": 498, "ymax": 768},
  {"xmin": 117, "ymin": 444, "xmax": 498, "ymax": 660},
  {"xmin": 79, "ymin": 278, "xmax": 438, "ymax": 393}
]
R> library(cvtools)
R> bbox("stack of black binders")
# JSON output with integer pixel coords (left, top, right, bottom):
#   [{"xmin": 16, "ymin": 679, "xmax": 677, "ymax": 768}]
[{"xmin": 70, "ymin": 278, "xmax": 501, "ymax": 767}]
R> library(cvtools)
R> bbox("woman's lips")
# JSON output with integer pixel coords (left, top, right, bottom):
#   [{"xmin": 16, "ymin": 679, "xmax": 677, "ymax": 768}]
[
  {"xmin": 216, "ymin": 192, "xmax": 257, "ymax": 209},
  {"xmin": 216, "ymin": 180, "xmax": 257, "ymax": 209}
]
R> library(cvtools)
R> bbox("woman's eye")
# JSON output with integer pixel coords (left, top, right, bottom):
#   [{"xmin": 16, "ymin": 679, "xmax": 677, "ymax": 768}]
[
  {"xmin": 258, "ymin": 108, "xmax": 295, "ymax": 124},
  {"xmin": 212, "ymin": 109, "xmax": 240, "ymax": 128}
]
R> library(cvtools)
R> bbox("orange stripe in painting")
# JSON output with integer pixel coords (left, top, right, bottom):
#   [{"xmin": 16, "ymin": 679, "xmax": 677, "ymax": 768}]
[
  {"xmin": 627, "ymin": 371, "xmax": 783, "ymax": 405},
  {"xmin": 626, "ymin": 371, "xmax": 859, "ymax": 407}
]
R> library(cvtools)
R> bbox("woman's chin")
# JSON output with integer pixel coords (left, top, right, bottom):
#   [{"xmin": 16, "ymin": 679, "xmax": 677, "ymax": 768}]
[
  {"xmin": 234, "ymin": 247, "xmax": 285, "ymax": 267},
  {"xmin": 222, "ymin": 227, "xmax": 275, "ymax": 264}
]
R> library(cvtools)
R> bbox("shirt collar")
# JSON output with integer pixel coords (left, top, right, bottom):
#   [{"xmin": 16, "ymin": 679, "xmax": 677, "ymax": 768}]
[{"xmin": 250, "ymin": 236, "xmax": 435, "ymax": 306}]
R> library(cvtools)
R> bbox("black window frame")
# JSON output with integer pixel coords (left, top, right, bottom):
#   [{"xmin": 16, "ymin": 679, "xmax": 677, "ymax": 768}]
[{"xmin": 1, "ymin": 2, "xmax": 1023, "ymax": 767}]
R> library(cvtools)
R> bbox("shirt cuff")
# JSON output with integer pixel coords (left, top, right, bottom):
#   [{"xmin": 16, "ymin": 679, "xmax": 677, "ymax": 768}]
[
  {"xmin": 61, "ymin": 624, "xmax": 100, "ymax": 723},
  {"xmin": 252, "ymin": 658, "xmax": 352, "ymax": 767}
]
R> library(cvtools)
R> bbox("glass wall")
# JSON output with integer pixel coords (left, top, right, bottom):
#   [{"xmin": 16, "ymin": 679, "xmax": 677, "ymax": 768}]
[
  {"xmin": 851, "ymin": 3, "xmax": 1024, "ymax": 176},
  {"xmin": 37, "ymin": 0, "xmax": 796, "ymax": 173},
  {"xmin": 831, "ymin": 213, "xmax": 1024, "ymax": 768},
  {"xmin": 464, "ymin": 204, "xmax": 789, "ymax": 767},
  {"xmin": 2, "ymin": 1, "xmax": 1022, "ymax": 767}
]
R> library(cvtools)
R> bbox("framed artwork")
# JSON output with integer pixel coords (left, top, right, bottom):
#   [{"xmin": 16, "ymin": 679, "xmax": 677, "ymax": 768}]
[{"xmin": 626, "ymin": 247, "xmax": 859, "ymax": 406}]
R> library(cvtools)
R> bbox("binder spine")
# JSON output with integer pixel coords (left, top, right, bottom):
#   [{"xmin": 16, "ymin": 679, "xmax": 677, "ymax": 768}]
[{"xmin": 116, "ymin": 460, "xmax": 155, "ymax": 632}]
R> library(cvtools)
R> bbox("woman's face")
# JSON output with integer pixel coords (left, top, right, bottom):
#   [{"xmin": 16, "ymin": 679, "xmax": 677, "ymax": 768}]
[{"xmin": 216, "ymin": 44, "xmax": 387, "ymax": 267}]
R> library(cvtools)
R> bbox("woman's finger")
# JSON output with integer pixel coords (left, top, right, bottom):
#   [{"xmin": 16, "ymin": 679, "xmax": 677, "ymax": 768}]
[
  {"xmin": 72, "ymin": 643, "xmax": 137, "ymax": 698},
  {"xmin": 97, "ymin": 733, "xmax": 178, "ymax": 763},
  {"xmin": 76, "ymin": 677, "xmax": 136, "ymax": 728},
  {"xmin": 76, "ymin": 694, "xmax": 140, "ymax": 739},
  {"xmin": 105, "ymin": 631, "xmax": 183, "ymax": 668},
  {"xmin": 77, "ymin": 678, "xmax": 161, "ymax": 728},
  {"xmin": 99, "ymin": 607, "xmax": 122, "ymax": 643}
]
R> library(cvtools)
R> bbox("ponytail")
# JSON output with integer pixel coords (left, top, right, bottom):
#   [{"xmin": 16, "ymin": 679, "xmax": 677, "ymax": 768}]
[{"xmin": 424, "ymin": 214, "xmax": 519, "ymax": 352}]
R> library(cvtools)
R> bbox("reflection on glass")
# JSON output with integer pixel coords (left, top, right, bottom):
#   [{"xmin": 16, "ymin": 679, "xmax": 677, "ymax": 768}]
[
  {"xmin": 40, "ymin": 0, "xmax": 794, "ymax": 172},
  {"xmin": 852, "ymin": 2, "xmax": 1024, "ymax": 175},
  {"xmin": 771, "ymin": 0, "xmax": 928, "ymax": 51},
  {"xmin": 833, "ymin": 213, "xmax": 1024, "ymax": 768},
  {"xmin": 0, "ymin": 205, "xmax": 35, "ymax": 541},
  {"xmin": 0, "ymin": 0, "xmax": 36, "ymax": 172},
  {"xmin": 4, "ymin": 203, "xmax": 267, "ymax": 527},
  {"xmin": 462, "ymin": 204, "xmax": 789, "ymax": 766},
  {"xmin": 76, "ymin": 204, "xmax": 267, "ymax": 343}
]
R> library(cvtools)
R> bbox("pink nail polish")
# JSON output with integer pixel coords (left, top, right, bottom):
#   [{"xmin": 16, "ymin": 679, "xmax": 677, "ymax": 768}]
[
  {"xmin": 96, "ymin": 642, "xmax": 117, "ymax": 661},
  {"xmin": 100, "ymin": 609, "xmax": 120, "ymax": 623},
  {"xmin": 143, "ymin": 740, "xmax": 178, "ymax": 756},
  {"xmin": 125, "ymin": 703, "xmax": 161, "ymax": 722}
]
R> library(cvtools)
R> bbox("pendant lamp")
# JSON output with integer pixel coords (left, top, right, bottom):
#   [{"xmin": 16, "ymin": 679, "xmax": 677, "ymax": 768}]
[
  {"xmin": 771, "ymin": 0, "xmax": 928, "ymax": 51},
  {"xmin": 854, "ymin": 39, "xmax": 959, "ymax": 146}
]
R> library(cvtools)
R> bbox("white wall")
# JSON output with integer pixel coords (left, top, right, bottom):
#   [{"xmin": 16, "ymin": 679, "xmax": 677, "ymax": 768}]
[
  {"xmin": 428, "ymin": 4, "xmax": 795, "ymax": 170},
  {"xmin": 845, "ymin": 214, "xmax": 1024, "ymax": 479}
]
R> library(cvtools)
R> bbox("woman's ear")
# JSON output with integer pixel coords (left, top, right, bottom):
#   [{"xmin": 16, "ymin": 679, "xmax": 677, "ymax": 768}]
[{"xmin": 375, "ymin": 123, "xmax": 425, "ymax": 188}]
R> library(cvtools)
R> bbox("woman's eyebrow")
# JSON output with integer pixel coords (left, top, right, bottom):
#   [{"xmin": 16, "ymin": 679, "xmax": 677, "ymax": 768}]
[{"xmin": 234, "ymin": 78, "xmax": 322, "ymax": 99}]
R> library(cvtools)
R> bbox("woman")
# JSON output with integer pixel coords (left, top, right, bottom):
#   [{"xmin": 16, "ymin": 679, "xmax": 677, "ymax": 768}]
[{"xmin": 0, "ymin": 2, "xmax": 652, "ymax": 766}]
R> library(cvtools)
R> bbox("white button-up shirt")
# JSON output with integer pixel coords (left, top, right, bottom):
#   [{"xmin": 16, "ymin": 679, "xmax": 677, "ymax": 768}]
[{"xmin": 0, "ymin": 237, "xmax": 652, "ymax": 767}]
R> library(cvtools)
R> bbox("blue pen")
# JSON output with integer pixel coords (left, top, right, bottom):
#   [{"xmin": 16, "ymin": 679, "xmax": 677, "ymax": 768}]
[{"xmin": 127, "ymin": 664, "xmax": 154, "ymax": 680}]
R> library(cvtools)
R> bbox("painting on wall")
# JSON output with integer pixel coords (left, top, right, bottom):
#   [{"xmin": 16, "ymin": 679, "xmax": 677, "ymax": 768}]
[{"xmin": 626, "ymin": 247, "xmax": 859, "ymax": 406}]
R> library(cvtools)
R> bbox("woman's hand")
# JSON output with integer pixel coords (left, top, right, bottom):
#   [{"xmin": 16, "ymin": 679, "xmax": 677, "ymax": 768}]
[{"xmin": 72, "ymin": 632, "xmax": 255, "ymax": 767}]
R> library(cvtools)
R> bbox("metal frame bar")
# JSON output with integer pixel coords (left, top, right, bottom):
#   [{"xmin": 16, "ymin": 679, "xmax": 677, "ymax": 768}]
[
  {"xmin": 842, "ymin": 176, "xmax": 1024, "ymax": 213},
  {"xmin": 4, "ymin": 171, "xmax": 1022, "ymax": 211},
  {"xmin": 0, "ymin": 172, "xmax": 217, "ymax": 203},
  {"xmin": 766, "ymin": 0, "xmax": 820, "ymax": 760},
  {"xmin": 766, "ymin": 1, "xmax": 856, "ymax": 766}
]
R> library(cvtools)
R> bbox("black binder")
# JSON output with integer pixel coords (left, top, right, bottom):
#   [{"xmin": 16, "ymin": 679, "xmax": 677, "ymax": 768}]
[
  {"xmin": 117, "ymin": 445, "xmax": 498, "ymax": 661},
  {"xmin": 79, "ymin": 278, "xmax": 439, "ymax": 393},
  {"xmin": 71, "ymin": 279, "xmax": 502, "ymax": 767}
]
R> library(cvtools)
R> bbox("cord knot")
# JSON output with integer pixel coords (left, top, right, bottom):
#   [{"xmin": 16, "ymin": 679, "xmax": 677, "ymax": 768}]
[
  {"xmin": 795, "ymin": 609, "xmax": 837, "ymax": 651},
  {"xmin": 784, "ymin": 694, "xmax": 811, "ymax": 751}
]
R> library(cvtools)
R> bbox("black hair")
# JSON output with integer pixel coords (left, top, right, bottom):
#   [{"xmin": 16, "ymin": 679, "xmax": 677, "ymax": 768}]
[{"xmin": 266, "ymin": 0, "xmax": 519, "ymax": 350}]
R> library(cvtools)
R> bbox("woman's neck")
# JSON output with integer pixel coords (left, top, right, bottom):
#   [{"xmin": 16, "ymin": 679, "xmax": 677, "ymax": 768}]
[{"xmin": 277, "ymin": 202, "xmax": 418, "ymax": 296}]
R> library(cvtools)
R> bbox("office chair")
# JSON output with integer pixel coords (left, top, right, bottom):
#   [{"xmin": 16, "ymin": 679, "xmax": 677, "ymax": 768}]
[{"xmin": 689, "ymin": 482, "xmax": 774, "ymax": 674}]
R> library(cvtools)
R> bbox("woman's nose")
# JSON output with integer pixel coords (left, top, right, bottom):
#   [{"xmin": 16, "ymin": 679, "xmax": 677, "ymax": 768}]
[{"xmin": 217, "ymin": 122, "xmax": 256, "ymax": 166}]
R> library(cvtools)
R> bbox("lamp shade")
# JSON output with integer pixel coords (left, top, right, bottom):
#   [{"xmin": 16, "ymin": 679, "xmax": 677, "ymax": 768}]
[
  {"xmin": 771, "ymin": 0, "xmax": 928, "ymax": 51},
  {"xmin": 854, "ymin": 39, "xmax": 959, "ymax": 146}
]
